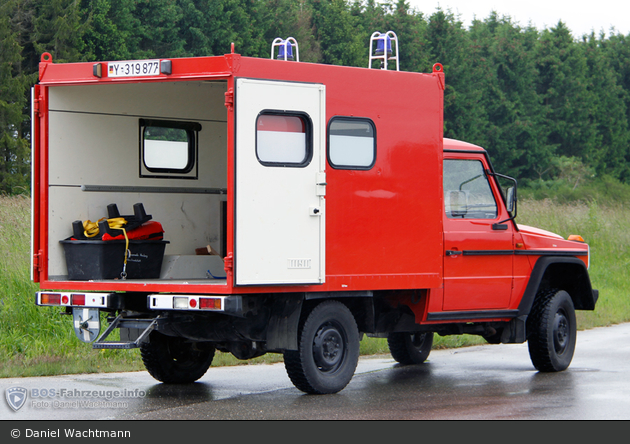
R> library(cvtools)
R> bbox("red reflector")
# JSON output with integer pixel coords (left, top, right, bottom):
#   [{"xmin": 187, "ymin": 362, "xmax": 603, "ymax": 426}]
[
  {"xmin": 199, "ymin": 298, "xmax": 221, "ymax": 310},
  {"xmin": 41, "ymin": 293, "xmax": 61, "ymax": 305},
  {"xmin": 71, "ymin": 294, "xmax": 86, "ymax": 306},
  {"xmin": 61, "ymin": 295, "xmax": 69, "ymax": 304},
  {"xmin": 189, "ymin": 298, "xmax": 197, "ymax": 308}
]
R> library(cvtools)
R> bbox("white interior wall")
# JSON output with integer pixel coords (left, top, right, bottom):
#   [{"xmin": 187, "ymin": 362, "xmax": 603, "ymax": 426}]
[{"xmin": 47, "ymin": 81, "xmax": 228, "ymax": 279}]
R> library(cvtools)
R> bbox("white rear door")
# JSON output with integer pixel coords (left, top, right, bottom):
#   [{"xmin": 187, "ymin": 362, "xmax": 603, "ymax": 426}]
[{"xmin": 234, "ymin": 79, "xmax": 326, "ymax": 285}]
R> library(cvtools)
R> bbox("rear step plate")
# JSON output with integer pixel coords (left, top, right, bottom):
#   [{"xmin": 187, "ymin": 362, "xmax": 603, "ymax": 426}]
[{"xmin": 92, "ymin": 315, "xmax": 160, "ymax": 349}]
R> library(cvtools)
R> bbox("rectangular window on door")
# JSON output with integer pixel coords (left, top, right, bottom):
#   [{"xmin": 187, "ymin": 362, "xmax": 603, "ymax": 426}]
[{"xmin": 256, "ymin": 112, "xmax": 312, "ymax": 167}]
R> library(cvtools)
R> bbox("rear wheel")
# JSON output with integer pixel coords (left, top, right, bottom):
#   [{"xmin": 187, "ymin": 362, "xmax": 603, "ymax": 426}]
[
  {"xmin": 284, "ymin": 300, "xmax": 360, "ymax": 394},
  {"xmin": 388, "ymin": 332, "xmax": 434, "ymax": 365},
  {"xmin": 527, "ymin": 289, "xmax": 576, "ymax": 372},
  {"xmin": 140, "ymin": 331, "xmax": 215, "ymax": 383}
]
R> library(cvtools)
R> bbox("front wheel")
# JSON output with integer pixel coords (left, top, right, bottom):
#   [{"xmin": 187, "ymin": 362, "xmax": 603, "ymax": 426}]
[
  {"xmin": 527, "ymin": 289, "xmax": 576, "ymax": 372},
  {"xmin": 140, "ymin": 331, "xmax": 215, "ymax": 383},
  {"xmin": 388, "ymin": 332, "xmax": 434, "ymax": 365},
  {"xmin": 284, "ymin": 300, "xmax": 360, "ymax": 394}
]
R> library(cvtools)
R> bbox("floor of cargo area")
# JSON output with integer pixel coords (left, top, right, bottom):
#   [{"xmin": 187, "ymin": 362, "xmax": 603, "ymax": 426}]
[{"xmin": 82, "ymin": 278, "xmax": 227, "ymax": 285}]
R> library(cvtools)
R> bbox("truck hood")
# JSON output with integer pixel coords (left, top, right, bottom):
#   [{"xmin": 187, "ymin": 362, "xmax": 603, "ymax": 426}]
[
  {"xmin": 517, "ymin": 224, "xmax": 588, "ymax": 255},
  {"xmin": 517, "ymin": 224, "xmax": 564, "ymax": 240}
]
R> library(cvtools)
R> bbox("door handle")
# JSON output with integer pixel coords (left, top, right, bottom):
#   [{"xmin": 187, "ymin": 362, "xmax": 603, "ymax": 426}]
[{"xmin": 445, "ymin": 250, "xmax": 462, "ymax": 256}]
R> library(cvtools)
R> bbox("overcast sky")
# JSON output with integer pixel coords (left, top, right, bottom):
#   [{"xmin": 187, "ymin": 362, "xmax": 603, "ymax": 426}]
[{"xmin": 406, "ymin": 1, "xmax": 630, "ymax": 37}]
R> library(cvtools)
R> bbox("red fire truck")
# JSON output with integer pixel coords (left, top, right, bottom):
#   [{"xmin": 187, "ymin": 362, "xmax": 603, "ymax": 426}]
[{"xmin": 32, "ymin": 35, "xmax": 598, "ymax": 394}]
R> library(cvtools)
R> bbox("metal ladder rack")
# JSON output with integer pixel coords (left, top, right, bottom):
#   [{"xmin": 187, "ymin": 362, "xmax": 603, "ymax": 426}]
[
  {"xmin": 271, "ymin": 37, "xmax": 299, "ymax": 61},
  {"xmin": 369, "ymin": 31, "xmax": 399, "ymax": 71}
]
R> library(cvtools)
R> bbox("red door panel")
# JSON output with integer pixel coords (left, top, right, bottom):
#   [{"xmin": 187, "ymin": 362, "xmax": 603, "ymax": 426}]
[
  {"xmin": 442, "ymin": 157, "xmax": 513, "ymax": 311},
  {"xmin": 443, "ymin": 220, "xmax": 513, "ymax": 310}
]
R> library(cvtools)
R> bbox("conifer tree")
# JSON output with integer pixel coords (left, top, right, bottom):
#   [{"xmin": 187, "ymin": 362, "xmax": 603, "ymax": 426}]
[
  {"xmin": 468, "ymin": 13, "xmax": 549, "ymax": 179},
  {"xmin": 33, "ymin": 0, "xmax": 87, "ymax": 62},
  {"xmin": 581, "ymin": 32, "xmax": 630, "ymax": 180},
  {"xmin": 80, "ymin": 0, "xmax": 136, "ymax": 61},
  {"xmin": 311, "ymin": 0, "xmax": 365, "ymax": 67},
  {"xmin": 0, "ymin": 3, "xmax": 30, "ymax": 193},
  {"xmin": 535, "ymin": 22, "xmax": 599, "ymax": 174},
  {"xmin": 426, "ymin": 8, "xmax": 486, "ymax": 146},
  {"xmin": 130, "ymin": 0, "xmax": 186, "ymax": 58},
  {"xmin": 387, "ymin": 0, "xmax": 429, "ymax": 73},
  {"xmin": 259, "ymin": 0, "xmax": 321, "ymax": 63}
]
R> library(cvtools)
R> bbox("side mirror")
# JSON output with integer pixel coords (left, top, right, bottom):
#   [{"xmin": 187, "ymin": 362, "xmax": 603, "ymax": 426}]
[{"xmin": 506, "ymin": 186, "xmax": 515, "ymax": 213}]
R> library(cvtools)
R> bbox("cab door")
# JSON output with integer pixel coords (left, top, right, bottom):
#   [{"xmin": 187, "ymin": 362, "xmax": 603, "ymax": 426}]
[
  {"xmin": 234, "ymin": 79, "xmax": 326, "ymax": 285},
  {"xmin": 442, "ymin": 156, "xmax": 513, "ymax": 310}
]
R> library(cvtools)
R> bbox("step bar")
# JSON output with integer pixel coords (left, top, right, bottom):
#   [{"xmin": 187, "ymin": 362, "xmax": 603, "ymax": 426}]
[{"xmin": 92, "ymin": 315, "xmax": 161, "ymax": 349}]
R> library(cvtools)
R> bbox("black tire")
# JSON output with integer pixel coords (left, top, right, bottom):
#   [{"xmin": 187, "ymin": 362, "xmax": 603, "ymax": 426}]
[
  {"xmin": 140, "ymin": 331, "xmax": 215, "ymax": 384},
  {"xmin": 527, "ymin": 289, "xmax": 577, "ymax": 372},
  {"xmin": 284, "ymin": 300, "xmax": 360, "ymax": 394},
  {"xmin": 388, "ymin": 332, "xmax": 434, "ymax": 365}
]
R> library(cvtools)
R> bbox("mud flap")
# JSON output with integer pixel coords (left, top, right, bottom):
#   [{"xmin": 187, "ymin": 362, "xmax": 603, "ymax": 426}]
[
  {"xmin": 266, "ymin": 295, "xmax": 303, "ymax": 351},
  {"xmin": 500, "ymin": 315, "xmax": 527, "ymax": 343}
]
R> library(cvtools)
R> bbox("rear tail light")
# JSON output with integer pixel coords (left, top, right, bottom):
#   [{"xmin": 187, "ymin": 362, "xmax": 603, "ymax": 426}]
[
  {"xmin": 149, "ymin": 295, "xmax": 237, "ymax": 312},
  {"xmin": 40, "ymin": 293, "xmax": 62, "ymax": 305},
  {"xmin": 200, "ymin": 297, "xmax": 222, "ymax": 310},
  {"xmin": 36, "ymin": 292, "xmax": 111, "ymax": 308},
  {"xmin": 71, "ymin": 294, "xmax": 86, "ymax": 305}
]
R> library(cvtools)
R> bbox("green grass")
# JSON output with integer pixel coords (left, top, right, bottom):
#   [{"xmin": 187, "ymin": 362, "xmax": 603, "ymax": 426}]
[
  {"xmin": 0, "ymin": 195, "xmax": 143, "ymax": 377},
  {"xmin": 1, "ymin": 188, "xmax": 629, "ymax": 378},
  {"xmin": 516, "ymin": 198, "xmax": 630, "ymax": 329}
]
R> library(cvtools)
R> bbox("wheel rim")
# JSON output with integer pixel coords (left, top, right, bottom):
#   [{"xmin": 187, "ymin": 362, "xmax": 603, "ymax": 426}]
[
  {"xmin": 410, "ymin": 333, "xmax": 427, "ymax": 349},
  {"xmin": 167, "ymin": 339, "xmax": 205, "ymax": 369},
  {"xmin": 553, "ymin": 309, "xmax": 570, "ymax": 355},
  {"xmin": 312, "ymin": 321, "xmax": 346, "ymax": 373}
]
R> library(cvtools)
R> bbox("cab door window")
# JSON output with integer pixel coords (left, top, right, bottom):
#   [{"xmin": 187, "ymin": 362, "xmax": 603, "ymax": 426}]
[{"xmin": 444, "ymin": 159, "xmax": 497, "ymax": 219}]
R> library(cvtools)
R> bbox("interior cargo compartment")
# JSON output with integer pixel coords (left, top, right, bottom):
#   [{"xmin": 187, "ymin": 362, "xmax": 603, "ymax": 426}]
[{"xmin": 46, "ymin": 80, "xmax": 228, "ymax": 282}]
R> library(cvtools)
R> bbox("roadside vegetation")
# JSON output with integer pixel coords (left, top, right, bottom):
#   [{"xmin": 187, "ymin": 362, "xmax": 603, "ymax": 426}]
[{"xmin": 1, "ymin": 183, "xmax": 629, "ymax": 378}]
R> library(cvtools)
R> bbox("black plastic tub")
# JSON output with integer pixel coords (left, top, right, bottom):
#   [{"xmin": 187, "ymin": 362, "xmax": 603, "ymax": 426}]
[{"xmin": 60, "ymin": 239, "xmax": 169, "ymax": 280}]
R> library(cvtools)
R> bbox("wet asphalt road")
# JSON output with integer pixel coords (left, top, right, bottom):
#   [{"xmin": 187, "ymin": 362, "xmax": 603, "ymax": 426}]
[{"xmin": 2, "ymin": 322, "xmax": 629, "ymax": 420}]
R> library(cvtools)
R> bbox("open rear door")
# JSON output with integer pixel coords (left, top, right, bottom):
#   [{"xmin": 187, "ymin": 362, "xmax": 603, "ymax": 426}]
[
  {"xmin": 234, "ymin": 79, "xmax": 326, "ymax": 285},
  {"xmin": 31, "ymin": 85, "xmax": 42, "ymax": 282}
]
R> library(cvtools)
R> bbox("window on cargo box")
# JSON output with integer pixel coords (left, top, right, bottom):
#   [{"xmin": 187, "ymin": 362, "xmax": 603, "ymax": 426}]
[
  {"xmin": 328, "ymin": 117, "xmax": 376, "ymax": 169},
  {"xmin": 140, "ymin": 119, "xmax": 200, "ymax": 179},
  {"xmin": 444, "ymin": 159, "xmax": 497, "ymax": 219},
  {"xmin": 256, "ymin": 112, "xmax": 312, "ymax": 167}
]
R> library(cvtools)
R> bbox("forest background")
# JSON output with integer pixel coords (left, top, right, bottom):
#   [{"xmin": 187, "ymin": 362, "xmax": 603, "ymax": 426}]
[{"xmin": 2, "ymin": 0, "xmax": 630, "ymax": 197}]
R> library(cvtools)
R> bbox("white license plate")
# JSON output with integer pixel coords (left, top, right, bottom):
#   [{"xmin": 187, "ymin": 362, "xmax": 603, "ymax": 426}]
[{"xmin": 107, "ymin": 60, "xmax": 161, "ymax": 78}]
